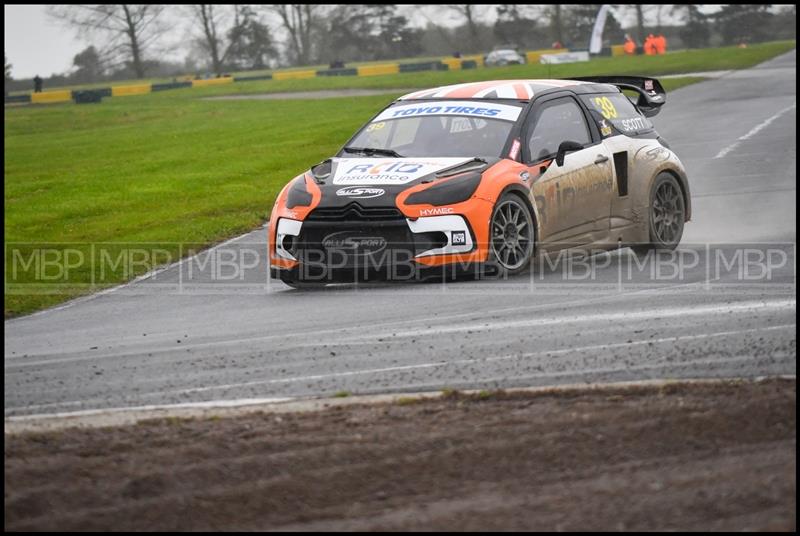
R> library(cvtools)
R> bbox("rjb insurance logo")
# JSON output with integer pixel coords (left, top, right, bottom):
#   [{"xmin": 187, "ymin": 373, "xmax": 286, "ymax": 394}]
[
  {"xmin": 331, "ymin": 158, "xmax": 468, "ymax": 185},
  {"xmin": 334, "ymin": 161, "xmax": 427, "ymax": 185}
]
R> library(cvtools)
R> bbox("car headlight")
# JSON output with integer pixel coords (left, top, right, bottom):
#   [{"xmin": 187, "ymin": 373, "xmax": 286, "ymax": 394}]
[
  {"xmin": 286, "ymin": 176, "xmax": 313, "ymax": 208},
  {"xmin": 310, "ymin": 159, "xmax": 332, "ymax": 182},
  {"xmin": 405, "ymin": 172, "xmax": 482, "ymax": 206}
]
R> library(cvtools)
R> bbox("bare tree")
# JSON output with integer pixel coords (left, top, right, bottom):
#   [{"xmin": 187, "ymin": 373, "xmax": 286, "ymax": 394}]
[
  {"xmin": 633, "ymin": 5, "xmax": 648, "ymax": 44},
  {"xmin": 47, "ymin": 5, "xmax": 168, "ymax": 79},
  {"xmin": 670, "ymin": 5, "xmax": 711, "ymax": 48},
  {"xmin": 653, "ymin": 4, "xmax": 665, "ymax": 33},
  {"xmin": 446, "ymin": 5, "xmax": 487, "ymax": 50},
  {"xmin": 72, "ymin": 45, "xmax": 106, "ymax": 82},
  {"xmin": 415, "ymin": 6, "xmax": 458, "ymax": 51},
  {"xmin": 226, "ymin": 6, "xmax": 278, "ymax": 70},
  {"xmin": 188, "ymin": 5, "xmax": 231, "ymax": 75},
  {"xmin": 494, "ymin": 5, "xmax": 549, "ymax": 49},
  {"xmin": 544, "ymin": 4, "xmax": 564, "ymax": 46},
  {"xmin": 265, "ymin": 5, "xmax": 325, "ymax": 66}
]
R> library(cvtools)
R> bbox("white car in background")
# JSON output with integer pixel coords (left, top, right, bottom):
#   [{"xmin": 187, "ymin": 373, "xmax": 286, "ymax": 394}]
[{"xmin": 485, "ymin": 49, "xmax": 526, "ymax": 66}]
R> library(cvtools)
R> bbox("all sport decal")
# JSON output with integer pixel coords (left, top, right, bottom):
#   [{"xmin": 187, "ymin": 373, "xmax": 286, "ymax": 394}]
[
  {"xmin": 335, "ymin": 187, "xmax": 385, "ymax": 199},
  {"xmin": 372, "ymin": 100, "xmax": 522, "ymax": 123}
]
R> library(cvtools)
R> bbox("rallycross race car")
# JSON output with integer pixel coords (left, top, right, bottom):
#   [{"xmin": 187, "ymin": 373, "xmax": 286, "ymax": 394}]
[{"xmin": 268, "ymin": 77, "xmax": 691, "ymax": 288}]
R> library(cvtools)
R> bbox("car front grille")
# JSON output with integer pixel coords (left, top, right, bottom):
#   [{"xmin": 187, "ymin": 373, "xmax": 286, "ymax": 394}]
[
  {"xmin": 305, "ymin": 203, "xmax": 404, "ymax": 222},
  {"xmin": 295, "ymin": 203, "xmax": 414, "ymax": 275}
]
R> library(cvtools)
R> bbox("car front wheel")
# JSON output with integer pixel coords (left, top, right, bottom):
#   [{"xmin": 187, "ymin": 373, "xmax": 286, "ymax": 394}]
[{"xmin": 489, "ymin": 193, "xmax": 534, "ymax": 276}]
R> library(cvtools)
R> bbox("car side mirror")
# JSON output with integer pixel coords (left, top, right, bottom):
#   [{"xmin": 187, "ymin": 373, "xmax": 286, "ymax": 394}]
[{"xmin": 555, "ymin": 141, "xmax": 584, "ymax": 167}]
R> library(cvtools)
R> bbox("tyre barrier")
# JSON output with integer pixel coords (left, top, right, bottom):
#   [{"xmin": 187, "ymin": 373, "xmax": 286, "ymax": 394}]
[
  {"xmin": 191, "ymin": 76, "xmax": 234, "ymax": 87},
  {"xmin": 272, "ymin": 69, "xmax": 316, "ymax": 80},
  {"xmin": 30, "ymin": 89, "xmax": 72, "ymax": 104},
  {"xmin": 398, "ymin": 61, "xmax": 448, "ymax": 73},
  {"xmin": 5, "ymin": 47, "xmax": 616, "ymax": 106},
  {"xmin": 73, "ymin": 90, "xmax": 104, "ymax": 104},
  {"xmin": 152, "ymin": 81, "xmax": 192, "ymax": 91},
  {"xmin": 316, "ymin": 68, "xmax": 359, "ymax": 77},
  {"xmin": 111, "ymin": 83, "xmax": 151, "ymax": 97},
  {"xmin": 356, "ymin": 64, "xmax": 400, "ymax": 76},
  {"xmin": 5, "ymin": 94, "xmax": 32, "ymax": 104},
  {"xmin": 233, "ymin": 74, "xmax": 274, "ymax": 82}
]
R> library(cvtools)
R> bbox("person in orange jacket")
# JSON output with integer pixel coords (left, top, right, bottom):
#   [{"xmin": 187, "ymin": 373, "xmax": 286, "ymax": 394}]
[
  {"xmin": 656, "ymin": 34, "xmax": 667, "ymax": 54},
  {"xmin": 644, "ymin": 34, "xmax": 656, "ymax": 55},
  {"xmin": 623, "ymin": 34, "xmax": 636, "ymax": 55}
]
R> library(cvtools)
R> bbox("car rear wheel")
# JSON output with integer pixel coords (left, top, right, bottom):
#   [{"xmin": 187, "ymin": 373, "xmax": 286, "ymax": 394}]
[
  {"xmin": 490, "ymin": 193, "xmax": 534, "ymax": 276},
  {"xmin": 632, "ymin": 172, "xmax": 686, "ymax": 256}
]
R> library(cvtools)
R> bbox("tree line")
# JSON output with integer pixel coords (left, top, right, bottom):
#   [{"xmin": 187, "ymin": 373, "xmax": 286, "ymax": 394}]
[{"xmin": 4, "ymin": 4, "xmax": 796, "ymax": 90}]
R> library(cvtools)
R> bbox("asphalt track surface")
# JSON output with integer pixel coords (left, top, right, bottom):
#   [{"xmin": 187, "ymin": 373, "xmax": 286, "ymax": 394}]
[{"xmin": 5, "ymin": 51, "xmax": 796, "ymax": 418}]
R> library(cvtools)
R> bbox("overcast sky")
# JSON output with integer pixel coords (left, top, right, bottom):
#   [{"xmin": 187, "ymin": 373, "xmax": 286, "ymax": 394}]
[
  {"xmin": 5, "ymin": 5, "xmax": 82, "ymax": 78},
  {"xmin": 5, "ymin": 4, "xmax": 725, "ymax": 80}
]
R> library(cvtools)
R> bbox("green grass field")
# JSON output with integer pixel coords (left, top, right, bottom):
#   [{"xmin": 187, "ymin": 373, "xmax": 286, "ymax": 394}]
[{"xmin": 4, "ymin": 40, "xmax": 795, "ymax": 316}]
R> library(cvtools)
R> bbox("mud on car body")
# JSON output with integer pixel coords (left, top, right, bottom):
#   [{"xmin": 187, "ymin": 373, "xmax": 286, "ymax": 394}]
[{"xmin": 268, "ymin": 77, "xmax": 691, "ymax": 287}]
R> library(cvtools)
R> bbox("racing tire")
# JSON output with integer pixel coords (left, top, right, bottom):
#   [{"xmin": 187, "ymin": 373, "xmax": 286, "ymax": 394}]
[
  {"xmin": 488, "ymin": 193, "xmax": 535, "ymax": 277},
  {"xmin": 631, "ymin": 172, "xmax": 686, "ymax": 257}
]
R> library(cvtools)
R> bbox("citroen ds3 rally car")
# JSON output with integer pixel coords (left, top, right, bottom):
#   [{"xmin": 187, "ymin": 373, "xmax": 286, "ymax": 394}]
[{"xmin": 268, "ymin": 77, "xmax": 691, "ymax": 287}]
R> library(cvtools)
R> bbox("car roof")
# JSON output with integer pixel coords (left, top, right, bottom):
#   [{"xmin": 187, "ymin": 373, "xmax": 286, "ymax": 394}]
[{"xmin": 398, "ymin": 79, "xmax": 599, "ymax": 101}]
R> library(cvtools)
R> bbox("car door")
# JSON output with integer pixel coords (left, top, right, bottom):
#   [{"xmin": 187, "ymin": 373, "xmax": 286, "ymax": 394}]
[{"xmin": 523, "ymin": 94, "xmax": 614, "ymax": 248}]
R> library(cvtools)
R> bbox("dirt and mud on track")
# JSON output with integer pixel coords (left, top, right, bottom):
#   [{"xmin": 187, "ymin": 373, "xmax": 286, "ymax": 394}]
[{"xmin": 4, "ymin": 378, "xmax": 796, "ymax": 531}]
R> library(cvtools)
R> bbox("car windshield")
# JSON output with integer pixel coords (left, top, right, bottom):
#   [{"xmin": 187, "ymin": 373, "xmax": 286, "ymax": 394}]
[{"xmin": 345, "ymin": 101, "xmax": 522, "ymax": 158}]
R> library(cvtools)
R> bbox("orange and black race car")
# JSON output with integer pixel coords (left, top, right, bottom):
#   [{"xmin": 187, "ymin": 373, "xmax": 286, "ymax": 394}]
[{"xmin": 268, "ymin": 77, "xmax": 691, "ymax": 287}]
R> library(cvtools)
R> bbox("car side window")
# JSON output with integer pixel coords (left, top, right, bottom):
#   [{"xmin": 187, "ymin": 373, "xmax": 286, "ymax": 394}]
[
  {"xmin": 580, "ymin": 92, "xmax": 654, "ymax": 137},
  {"xmin": 525, "ymin": 97, "xmax": 591, "ymax": 163}
]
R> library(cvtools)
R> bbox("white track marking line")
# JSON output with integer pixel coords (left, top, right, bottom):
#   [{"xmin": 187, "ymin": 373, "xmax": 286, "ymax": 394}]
[
  {"xmin": 7, "ymin": 323, "xmax": 794, "ymax": 416},
  {"xmin": 12, "ymin": 375, "xmax": 798, "ymax": 428},
  {"xmin": 3, "ymin": 279, "xmax": 714, "ymax": 366},
  {"xmin": 420, "ymin": 354, "xmax": 797, "ymax": 388},
  {"xmin": 141, "ymin": 323, "xmax": 800, "ymax": 397},
  {"xmin": 342, "ymin": 298, "xmax": 796, "ymax": 341},
  {"xmin": 715, "ymin": 102, "xmax": 796, "ymax": 159},
  {"xmin": 5, "ymin": 397, "xmax": 294, "ymax": 421}
]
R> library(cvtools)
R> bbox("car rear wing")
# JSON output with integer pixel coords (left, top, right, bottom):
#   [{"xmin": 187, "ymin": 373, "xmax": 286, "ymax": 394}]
[{"xmin": 570, "ymin": 76, "xmax": 666, "ymax": 117}]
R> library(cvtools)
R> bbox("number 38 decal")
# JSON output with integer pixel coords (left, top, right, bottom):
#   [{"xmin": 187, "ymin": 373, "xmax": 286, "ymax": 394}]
[{"xmin": 593, "ymin": 96, "xmax": 618, "ymax": 119}]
